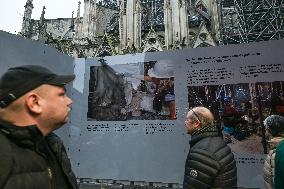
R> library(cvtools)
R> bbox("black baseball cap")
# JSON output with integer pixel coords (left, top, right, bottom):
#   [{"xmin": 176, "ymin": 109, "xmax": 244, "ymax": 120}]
[{"xmin": 0, "ymin": 65, "xmax": 75, "ymax": 108}]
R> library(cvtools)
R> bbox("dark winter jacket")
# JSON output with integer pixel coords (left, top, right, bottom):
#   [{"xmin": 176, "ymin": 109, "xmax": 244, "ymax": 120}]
[
  {"xmin": 0, "ymin": 120, "xmax": 78, "ymax": 189},
  {"xmin": 183, "ymin": 124, "xmax": 237, "ymax": 189}
]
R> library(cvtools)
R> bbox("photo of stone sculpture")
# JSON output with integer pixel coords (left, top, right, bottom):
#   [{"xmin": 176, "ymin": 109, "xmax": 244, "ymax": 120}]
[
  {"xmin": 87, "ymin": 59, "xmax": 176, "ymax": 121},
  {"xmin": 187, "ymin": 81, "xmax": 284, "ymax": 154}
]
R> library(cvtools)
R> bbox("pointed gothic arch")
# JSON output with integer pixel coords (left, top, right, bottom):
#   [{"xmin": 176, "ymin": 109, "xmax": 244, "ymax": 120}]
[
  {"xmin": 146, "ymin": 47, "xmax": 160, "ymax": 52},
  {"xmin": 193, "ymin": 22, "xmax": 216, "ymax": 48},
  {"xmin": 142, "ymin": 28, "xmax": 163, "ymax": 52}
]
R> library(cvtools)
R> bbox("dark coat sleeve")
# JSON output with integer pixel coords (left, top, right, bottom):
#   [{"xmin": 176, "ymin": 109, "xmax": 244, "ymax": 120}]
[
  {"xmin": 183, "ymin": 148, "xmax": 221, "ymax": 189},
  {"xmin": 0, "ymin": 133, "xmax": 13, "ymax": 189}
]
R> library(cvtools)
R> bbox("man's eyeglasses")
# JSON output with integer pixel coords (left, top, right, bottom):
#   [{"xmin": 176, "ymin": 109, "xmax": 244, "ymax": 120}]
[{"xmin": 191, "ymin": 109, "xmax": 201, "ymax": 123}]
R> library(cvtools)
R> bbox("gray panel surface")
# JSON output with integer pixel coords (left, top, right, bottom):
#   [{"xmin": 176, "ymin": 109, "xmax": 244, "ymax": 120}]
[
  {"xmin": 2, "ymin": 31, "xmax": 284, "ymax": 189},
  {"xmin": 69, "ymin": 40, "xmax": 284, "ymax": 189},
  {"xmin": 70, "ymin": 56, "xmax": 188, "ymax": 183}
]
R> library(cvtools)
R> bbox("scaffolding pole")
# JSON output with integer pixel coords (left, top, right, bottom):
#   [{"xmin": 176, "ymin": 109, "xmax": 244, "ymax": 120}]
[{"xmin": 220, "ymin": 0, "xmax": 284, "ymax": 45}]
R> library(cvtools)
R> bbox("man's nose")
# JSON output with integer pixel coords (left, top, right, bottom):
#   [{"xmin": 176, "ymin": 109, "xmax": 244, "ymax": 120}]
[{"xmin": 67, "ymin": 96, "xmax": 73, "ymax": 106}]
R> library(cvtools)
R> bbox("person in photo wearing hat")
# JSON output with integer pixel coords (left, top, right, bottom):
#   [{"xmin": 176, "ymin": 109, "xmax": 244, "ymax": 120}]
[
  {"xmin": 263, "ymin": 115, "xmax": 284, "ymax": 189},
  {"xmin": 0, "ymin": 65, "xmax": 78, "ymax": 189},
  {"xmin": 130, "ymin": 59, "xmax": 176, "ymax": 119}
]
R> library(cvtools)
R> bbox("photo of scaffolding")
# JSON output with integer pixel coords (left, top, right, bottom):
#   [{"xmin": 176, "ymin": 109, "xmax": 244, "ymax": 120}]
[
  {"xmin": 187, "ymin": 81, "xmax": 284, "ymax": 154},
  {"xmin": 87, "ymin": 59, "xmax": 176, "ymax": 121}
]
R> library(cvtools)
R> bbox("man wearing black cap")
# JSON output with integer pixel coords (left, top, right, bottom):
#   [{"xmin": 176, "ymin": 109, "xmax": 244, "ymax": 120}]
[{"xmin": 0, "ymin": 65, "xmax": 78, "ymax": 189}]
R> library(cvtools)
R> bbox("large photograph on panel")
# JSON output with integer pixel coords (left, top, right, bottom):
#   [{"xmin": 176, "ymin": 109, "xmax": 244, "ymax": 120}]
[
  {"xmin": 187, "ymin": 81, "xmax": 284, "ymax": 154},
  {"xmin": 87, "ymin": 59, "xmax": 176, "ymax": 121}
]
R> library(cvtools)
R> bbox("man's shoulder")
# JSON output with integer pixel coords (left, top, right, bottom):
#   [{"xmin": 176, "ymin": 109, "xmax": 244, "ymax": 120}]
[
  {"xmin": 276, "ymin": 139, "xmax": 284, "ymax": 153},
  {"xmin": 45, "ymin": 132, "xmax": 67, "ymax": 153},
  {"xmin": 46, "ymin": 132, "xmax": 63, "ymax": 143},
  {"xmin": 197, "ymin": 135, "xmax": 224, "ymax": 146},
  {"xmin": 0, "ymin": 130, "xmax": 12, "ymax": 152},
  {"xmin": 193, "ymin": 136, "xmax": 228, "ymax": 154},
  {"xmin": 0, "ymin": 130, "xmax": 13, "ymax": 176}
]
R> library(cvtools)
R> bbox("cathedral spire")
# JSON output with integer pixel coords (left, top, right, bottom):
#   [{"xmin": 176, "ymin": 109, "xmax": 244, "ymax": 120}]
[
  {"xmin": 119, "ymin": 0, "xmax": 125, "ymax": 15},
  {"xmin": 150, "ymin": 0, "xmax": 154, "ymax": 28},
  {"xmin": 39, "ymin": 6, "xmax": 46, "ymax": 27},
  {"xmin": 38, "ymin": 6, "xmax": 47, "ymax": 43},
  {"xmin": 126, "ymin": 0, "xmax": 137, "ymax": 47},
  {"xmin": 76, "ymin": 1, "xmax": 81, "ymax": 22},
  {"xmin": 21, "ymin": 0, "xmax": 34, "ymax": 37},
  {"xmin": 75, "ymin": 1, "xmax": 82, "ymax": 38},
  {"xmin": 119, "ymin": 0, "xmax": 127, "ymax": 49},
  {"xmin": 164, "ymin": 0, "xmax": 173, "ymax": 49},
  {"xmin": 70, "ymin": 11, "xmax": 75, "ymax": 31},
  {"xmin": 134, "ymin": 0, "xmax": 142, "ymax": 48}
]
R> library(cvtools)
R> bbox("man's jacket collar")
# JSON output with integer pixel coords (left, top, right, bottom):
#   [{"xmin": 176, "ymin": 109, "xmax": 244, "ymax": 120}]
[
  {"xmin": 0, "ymin": 119, "xmax": 44, "ymax": 148},
  {"xmin": 189, "ymin": 123, "xmax": 219, "ymax": 147}
]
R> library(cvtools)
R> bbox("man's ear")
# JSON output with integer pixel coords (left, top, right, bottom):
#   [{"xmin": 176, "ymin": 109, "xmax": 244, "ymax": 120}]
[
  {"xmin": 193, "ymin": 120, "xmax": 201, "ymax": 129},
  {"xmin": 25, "ymin": 92, "xmax": 43, "ymax": 114}
]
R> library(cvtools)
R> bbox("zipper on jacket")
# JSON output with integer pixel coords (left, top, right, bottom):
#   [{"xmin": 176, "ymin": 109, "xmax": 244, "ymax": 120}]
[
  {"xmin": 47, "ymin": 167, "xmax": 53, "ymax": 179},
  {"xmin": 47, "ymin": 167, "xmax": 53, "ymax": 189}
]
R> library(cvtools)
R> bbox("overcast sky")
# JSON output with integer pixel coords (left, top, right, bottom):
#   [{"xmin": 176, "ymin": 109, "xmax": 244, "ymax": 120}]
[{"xmin": 0, "ymin": 0, "xmax": 83, "ymax": 34}]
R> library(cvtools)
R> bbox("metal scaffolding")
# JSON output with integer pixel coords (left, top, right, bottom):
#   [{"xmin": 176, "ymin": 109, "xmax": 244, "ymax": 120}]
[
  {"xmin": 96, "ymin": 0, "xmax": 118, "ymax": 9},
  {"xmin": 141, "ymin": 0, "xmax": 164, "ymax": 31},
  {"xmin": 220, "ymin": 0, "xmax": 284, "ymax": 44}
]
